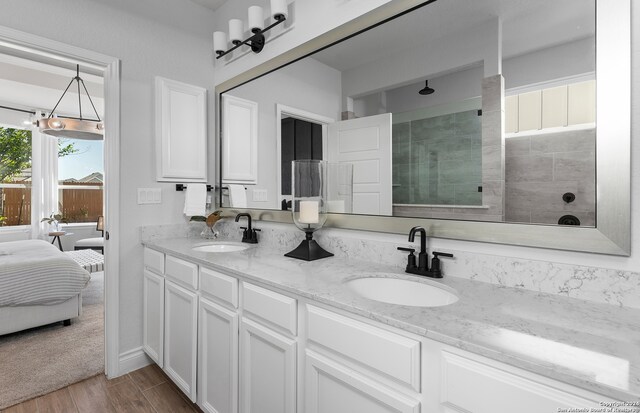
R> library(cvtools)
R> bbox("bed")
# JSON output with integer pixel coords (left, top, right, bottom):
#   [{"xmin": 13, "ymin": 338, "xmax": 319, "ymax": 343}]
[{"xmin": 0, "ymin": 239, "xmax": 91, "ymax": 335}]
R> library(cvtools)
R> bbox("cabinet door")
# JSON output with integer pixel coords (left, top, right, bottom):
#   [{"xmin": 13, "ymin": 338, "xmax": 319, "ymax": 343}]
[
  {"xmin": 222, "ymin": 95, "xmax": 258, "ymax": 184},
  {"xmin": 164, "ymin": 280, "xmax": 198, "ymax": 402},
  {"xmin": 198, "ymin": 297, "xmax": 239, "ymax": 413},
  {"xmin": 239, "ymin": 318, "xmax": 296, "ymax": 413},
  {"xmin": 155, "ymin": 76, "xmax": 207, "ymax": 182},
  {"xmin": 143, "ymin": 270, "xmax": 164, "ymax": 367},
  {"xmin": 437, "ymin": 350, "xmax": 602, "ymax": 413},
  {"xmin": 305, "ymin": 351, "xmax": 420, "ymax": 413}
]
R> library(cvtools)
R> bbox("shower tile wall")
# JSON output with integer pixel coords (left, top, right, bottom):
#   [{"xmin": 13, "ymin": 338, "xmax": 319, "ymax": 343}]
[
  {"xmin": 505, "ymin": 128, "xmax": 596, "ymax": 226},
  {"xmin": 392, "ymin": 109, "xmax": 482, "ymax": 205}
]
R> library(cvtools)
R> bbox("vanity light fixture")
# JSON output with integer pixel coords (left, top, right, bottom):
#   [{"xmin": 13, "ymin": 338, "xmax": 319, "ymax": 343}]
[
  {"xmin": 38, "ymin": 64, "xmax": 103, "ymax": 140},
  {"xmin": 213, "ymin": 0, "xmax": 289, "ymax": 59}
]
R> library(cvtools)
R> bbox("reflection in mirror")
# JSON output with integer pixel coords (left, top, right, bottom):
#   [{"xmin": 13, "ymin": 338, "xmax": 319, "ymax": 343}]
[{"xmin": 220, "ymin": 0, "xmax": 596, "ymax": 227}]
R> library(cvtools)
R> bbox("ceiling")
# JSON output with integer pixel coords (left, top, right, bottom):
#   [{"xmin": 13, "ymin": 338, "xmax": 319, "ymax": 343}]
[
  {"xmin": 188, "ymin": 0, "xmax": 228, "ymax": 11},
  {"xmin": 312, "ymin": 0, "xmax": 595, "ymax": 73}
]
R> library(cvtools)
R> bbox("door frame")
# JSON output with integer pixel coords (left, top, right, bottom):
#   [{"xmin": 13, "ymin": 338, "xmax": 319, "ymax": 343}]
[
  {"xmin": 0, "ymin": 25, "xmax": 121, "ymax": 377},
  {"xmin": 275, "ymin": 104, "xmax": 335, "ymax": 205}
]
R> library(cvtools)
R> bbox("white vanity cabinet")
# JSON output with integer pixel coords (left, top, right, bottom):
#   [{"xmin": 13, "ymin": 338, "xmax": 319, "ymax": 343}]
[
  {"xmin": 198, "ymin": 267, "xmax": 239, "ymax": 413},
  {"xmin": 142, "ymin": 248, "xmax": 165, "ymax": 367},
  {"xmin": 304, "ymin": 305, "xmax": 421, "ymax": 413},
  {"xmin": 142, "ymin": 249, "xmax": 198, "ymax": 402},
  {"xmin": 303, "ymin": 305, "xmax": 616, "ymax": 413},
  {"xmin": 163, "ymin": 256, "xmax": 199, "ymax": 402},
  {"xmin": 142, "ymin": 247, "xmax": 625, "ymax": 413},
  {"xmin": 421, "ymin": 340, "xmax": 607, "ymax": 413},
  {"xmin": 239, "ymin": 282, "xmax": 298, "ymax": 413}
]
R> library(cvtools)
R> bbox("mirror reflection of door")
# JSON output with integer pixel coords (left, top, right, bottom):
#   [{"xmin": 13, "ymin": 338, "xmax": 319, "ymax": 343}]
[
  {"xmin": 328, "ymin": 113, "xmax": 393, "ymax": 216},
  {"xmin": 280, "ymin": 117, "xmax": 323, "ymax": 209}
]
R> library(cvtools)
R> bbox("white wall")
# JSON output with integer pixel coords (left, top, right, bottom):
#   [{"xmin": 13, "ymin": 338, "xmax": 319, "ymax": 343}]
[
  {"xmin": 352, "ymin": 37, "xmax": 594, "ymax": 118},
  {"xmin": 0, "ymin": 0, "xmax": 218, "ymax": 358},
  {"xmin": 212, "ymin": 0, "xmax": 395, "ymax": 85},
  {"xmin": 360, "ymin": 65, "xmax": 483, "ymax": 117},
  {"xmin": 227, "ymin": 57, "xmax": 341, "ymax": 209},
  {"xmin": 341, "ymin": 18, "xmax": 495, "ymax": 101},
  {"xmin": 504, "ymin": 37, "xmax": 595, "ymax": 90},
  {"xmin": 213, "ymin": 1, "xmax": 640, "ymax": 275}
]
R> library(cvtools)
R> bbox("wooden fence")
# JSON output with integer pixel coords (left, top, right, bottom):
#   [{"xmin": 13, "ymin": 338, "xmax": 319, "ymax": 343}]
[
  {"xmin": 0, "ymin": 182, "xmax": 103, "ymax": 226},
  {"xmin": 0, "ymin": 187, "xmax": 31, "ymax": 226}
]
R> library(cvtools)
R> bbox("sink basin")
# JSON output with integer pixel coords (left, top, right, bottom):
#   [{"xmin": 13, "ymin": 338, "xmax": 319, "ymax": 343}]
[
  {"xmin": 192, "ymin": 242, "xmax": 250, "ymax": 253},
  {"xmin": 346, "ymin": 276, "xmax": 458, "ymax": 307}
]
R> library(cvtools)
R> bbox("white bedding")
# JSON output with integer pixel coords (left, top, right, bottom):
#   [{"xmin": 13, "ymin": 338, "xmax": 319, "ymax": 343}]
[{"xmin": 0, "ymin": 240, "xmax": 90, "ymax": 306}]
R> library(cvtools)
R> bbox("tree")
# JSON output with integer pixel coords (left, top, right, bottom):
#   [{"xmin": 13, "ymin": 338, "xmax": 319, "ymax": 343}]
[{"xmin": 0, "ymin": 127, "xmax": 78, "ymax": 183}]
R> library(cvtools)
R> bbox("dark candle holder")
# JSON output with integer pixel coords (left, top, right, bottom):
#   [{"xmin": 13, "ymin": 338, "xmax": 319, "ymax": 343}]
[
  {"xmin": 285, "ymin": 230, "xmax": 334, "ymax": 261},
  {"xmin": 285, "ymin": 160, "xmax": 333, "ymax": 261}
]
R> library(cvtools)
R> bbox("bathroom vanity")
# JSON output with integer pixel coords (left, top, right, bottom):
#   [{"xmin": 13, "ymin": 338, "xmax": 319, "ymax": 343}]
[{"xmin": 141, "ymin": 237, "xmax": 639, "ymax": 413}]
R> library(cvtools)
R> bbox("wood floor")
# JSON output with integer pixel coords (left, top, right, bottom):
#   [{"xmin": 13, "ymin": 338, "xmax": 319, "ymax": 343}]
[{"xmin": 1, "ymin": 364, "xmax": 203, "ymax": 413}]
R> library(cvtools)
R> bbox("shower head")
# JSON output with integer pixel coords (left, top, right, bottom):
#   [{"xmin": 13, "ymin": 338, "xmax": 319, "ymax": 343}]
[{"xmin": 419, "ymin": 80, "xmax": 434, "ymax": 95}]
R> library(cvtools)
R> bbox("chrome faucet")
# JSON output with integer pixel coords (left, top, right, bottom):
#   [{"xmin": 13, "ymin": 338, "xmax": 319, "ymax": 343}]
[
  {"xmin": 235, "ymin": 213, "xmax": 260, "ymax": 244},
  {"xmin": 397, "ymin": 226, "xmax": 453, "ymax": 278}
]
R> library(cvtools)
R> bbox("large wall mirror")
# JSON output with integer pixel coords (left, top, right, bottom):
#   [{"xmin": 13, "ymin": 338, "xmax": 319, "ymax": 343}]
[{"xmin": 217, "ymin": 0, "xmax": 630, "ymax": 255}]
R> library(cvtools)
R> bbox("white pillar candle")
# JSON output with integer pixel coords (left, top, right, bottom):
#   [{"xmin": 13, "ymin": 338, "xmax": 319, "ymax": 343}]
[
  {"xmin": 229, "ymin": 19, "xmax": 244, "ymax": 44},
  {"xmin": 299, "ymin": 200, "xmax": 319, "ymax": 224},
  {"xmin": 213, "ymin": 31, "xmax": 228, "ymax": 54},
  {"xmin": 248, "ymin": 6, "xmax": 264, "ymax": 33},
  {"xmin": 270, "ymin": 0, "xmax": 288, "ymax": 20}
]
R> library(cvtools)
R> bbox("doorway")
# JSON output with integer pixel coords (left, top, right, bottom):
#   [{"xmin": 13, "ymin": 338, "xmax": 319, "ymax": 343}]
[
  {"xmin": 0, "ymin": 24, "xmax": 120, "ymax": 406},
  {"xmin": 276, "ymin": 104, "xmax": 334, "ymax": 209}
]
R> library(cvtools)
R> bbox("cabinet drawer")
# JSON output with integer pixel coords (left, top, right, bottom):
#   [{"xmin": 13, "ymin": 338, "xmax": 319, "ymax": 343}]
[
  {"xmin": 306, "ymin": 305, "xmax": 420, "ymax": 391},
  {"xmin": 165, "ymin": 255, "xmax": 198, "ymax": 290},
  {"xmin": 200, "ymin": 267, "xmax": 238, "ymax": 308},
  {"xmin": 440, "ymin": 351, "xmax": 601, "ymax": 413},
  {"xmin": 144, "ymin": 247, "xmax": 165, "ymax": 274},
  {"xmin": 241, "ymin": 282, "xmax": 297, "ymax": 336}
]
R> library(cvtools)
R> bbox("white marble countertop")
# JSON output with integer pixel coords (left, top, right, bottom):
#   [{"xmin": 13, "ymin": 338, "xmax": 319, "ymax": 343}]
[{"xmin": 143, "ymin": 237, "xmax": 640, "ymax": 401}]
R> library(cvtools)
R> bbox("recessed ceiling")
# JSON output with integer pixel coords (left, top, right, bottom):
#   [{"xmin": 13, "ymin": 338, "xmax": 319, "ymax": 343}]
[{"xmin": 188, "ymin": 0, "xmax": 228, "ymax": 11}]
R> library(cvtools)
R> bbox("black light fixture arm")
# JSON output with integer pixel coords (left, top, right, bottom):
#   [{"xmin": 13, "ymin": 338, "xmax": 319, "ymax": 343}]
[
  {"xmin": 47, "ymin": 76, "xmax": 76, "ymax": 119},
  {"xmin": 47, "ymin": 64, "xmax": 101, "ymax": 122},
  {"xmin": 216, "ymin": 14, "xmax": 286, "ymax": 59}
]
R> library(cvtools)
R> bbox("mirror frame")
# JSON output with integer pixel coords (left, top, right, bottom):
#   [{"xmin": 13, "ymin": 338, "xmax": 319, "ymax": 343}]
[{"xmin": 216, "ymin": 0, "xmax": 630, "ymax": 255}]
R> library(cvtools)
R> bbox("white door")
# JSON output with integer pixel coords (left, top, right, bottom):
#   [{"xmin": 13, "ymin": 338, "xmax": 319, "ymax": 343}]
[
  {"xmin": 198, "ymin": 297, "xmax": 239, "ymax": 413},
  {"xmin": 328, "ymin": 113, "xmax": 393, "ymax": 216},
  {"xmin": 239, "ymin": 318, "xmax": 296, "ymax": 413},
  {"xmin": 142, "ymin": 270, "xmax": 164, "ymax": 367},
  {"xmin": 164, "ymin": 280, "xmax": 198, "ymax": 402},
  {"xmin": 305, "ymin": 351, "xmax": 420, "ymax": 413}
]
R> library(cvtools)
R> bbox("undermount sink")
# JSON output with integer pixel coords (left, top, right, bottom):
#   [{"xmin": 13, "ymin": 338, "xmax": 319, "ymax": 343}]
[
  {"xmin": 346, "ymin": 276, "xmax": 458, "ymax": 307},
  {"xmin": 192, "ymin": 242, "xmax": 250, "ymax": 253}
]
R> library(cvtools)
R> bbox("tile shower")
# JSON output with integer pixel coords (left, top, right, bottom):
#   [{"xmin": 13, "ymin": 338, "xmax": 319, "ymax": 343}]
[
  {"xmin": 392, "ymin": 112, "xmax": 596, "ymax": 226},
  {"xmin": 392, "ymin": 109, "xmax": 483, "ymax": 206}
]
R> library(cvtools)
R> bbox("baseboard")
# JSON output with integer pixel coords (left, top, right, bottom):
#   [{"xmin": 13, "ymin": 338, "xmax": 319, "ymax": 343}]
[{"xmin": 118, "ymin": 346, "xmax": 152, "ymax": 376}]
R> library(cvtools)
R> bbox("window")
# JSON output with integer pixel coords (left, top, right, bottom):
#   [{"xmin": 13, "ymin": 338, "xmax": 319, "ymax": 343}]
[
  {"xmin": 0, "ymin": 126, "xmax": 32, "ymax": 227},
  {"xmin": 58, "ymin": 138, "xmax": 104, "ymax": 223}
]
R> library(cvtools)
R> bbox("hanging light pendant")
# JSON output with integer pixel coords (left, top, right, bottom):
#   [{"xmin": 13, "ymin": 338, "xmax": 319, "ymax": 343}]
[{"xmin": 38, "ymin": 64, "xmax": 104, "ymax": 140}]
